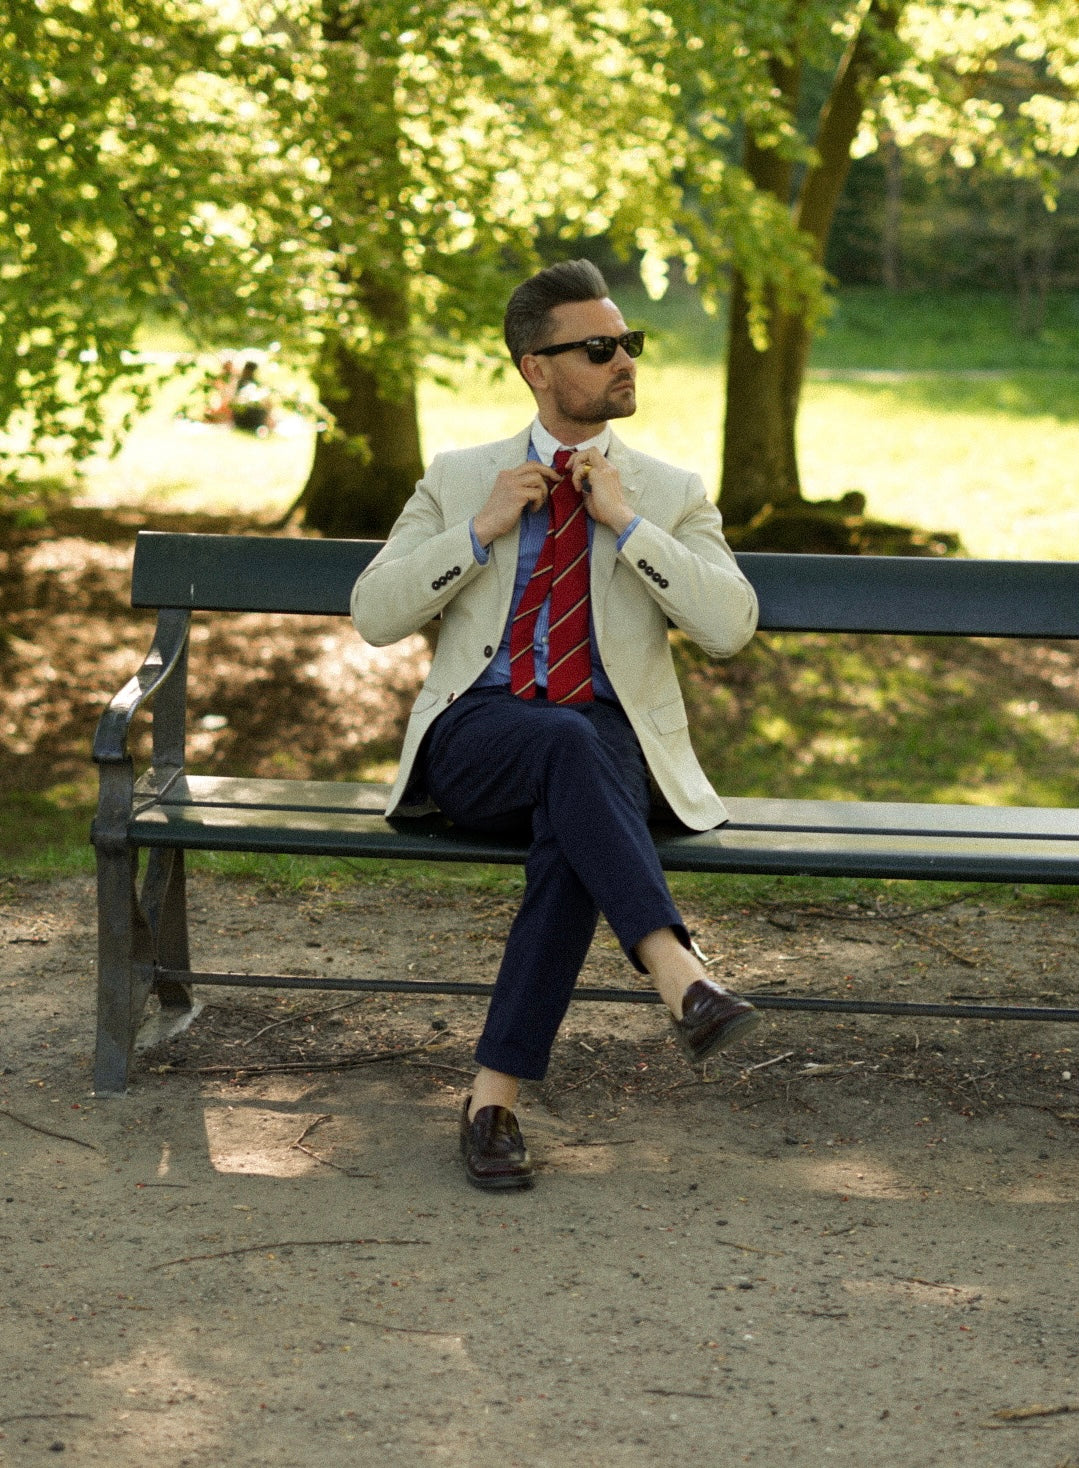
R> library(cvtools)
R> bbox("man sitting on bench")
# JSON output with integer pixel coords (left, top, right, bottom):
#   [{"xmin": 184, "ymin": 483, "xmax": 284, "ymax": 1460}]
[{"xmin": 351, "ymin": 260, "xmax": 761, "ymax": 1190}]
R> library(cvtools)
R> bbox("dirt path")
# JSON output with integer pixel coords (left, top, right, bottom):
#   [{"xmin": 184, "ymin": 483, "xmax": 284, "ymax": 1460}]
[{"xmin": 2, "ymin": 872, "xmax": 1077, "ymax": 1466}]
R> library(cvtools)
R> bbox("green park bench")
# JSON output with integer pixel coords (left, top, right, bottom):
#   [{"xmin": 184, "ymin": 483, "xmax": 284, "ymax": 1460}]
[{"xmin": 90, "ymin": 530, "xmax": 1079, "ymax": 1093}]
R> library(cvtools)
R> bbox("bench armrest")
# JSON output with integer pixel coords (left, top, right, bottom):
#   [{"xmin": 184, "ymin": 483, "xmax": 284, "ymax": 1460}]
[{"xmin": 92, "ymin": 608, "xmax": 191, "ymax": 766}]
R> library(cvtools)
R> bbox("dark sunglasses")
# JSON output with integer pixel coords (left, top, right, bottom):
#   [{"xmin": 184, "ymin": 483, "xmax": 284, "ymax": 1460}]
[{"xmin": 532, "ymin": 330, "xmax": 645, "ymax": 365}]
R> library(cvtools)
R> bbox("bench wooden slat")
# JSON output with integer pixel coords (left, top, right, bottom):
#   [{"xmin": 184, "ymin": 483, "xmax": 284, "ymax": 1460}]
[
  {"xmin": 146, "ymin": 774, "xmax": 1079, "ymax": 843},
  {"xmin": 128, "ymin": 793, "xmax": 1079, "ymax": 884},
  {"xmin": 129, "ymin": 531, "xmax": 1079, "ymax": 637}
]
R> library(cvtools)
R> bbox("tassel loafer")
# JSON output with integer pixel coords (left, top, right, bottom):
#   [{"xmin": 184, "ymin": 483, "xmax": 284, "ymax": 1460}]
[
  {"xmin": 672, "ymin": 979, "xmax": 760, "ymax": 1063},
  {"xmin": 459, "ymin": 1097, "xmax": 534, "ymax": 1190}
]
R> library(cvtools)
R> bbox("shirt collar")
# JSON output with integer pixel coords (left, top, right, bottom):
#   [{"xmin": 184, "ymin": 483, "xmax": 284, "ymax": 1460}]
[{"xmin": 530, "ymin": 416, "xmax": 612, "ymax": 466}]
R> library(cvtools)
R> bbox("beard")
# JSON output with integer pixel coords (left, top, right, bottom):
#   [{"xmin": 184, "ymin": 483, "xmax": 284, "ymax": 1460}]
[{"xmin": 553, "ymin": 374, "xmax": 636, "ymax": 426}]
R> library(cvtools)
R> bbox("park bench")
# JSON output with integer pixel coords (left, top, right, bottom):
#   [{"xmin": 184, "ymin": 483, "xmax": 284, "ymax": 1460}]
[{"xmin": 91, "ymin": 530, "xmax": 1079, "ymax": 1093}]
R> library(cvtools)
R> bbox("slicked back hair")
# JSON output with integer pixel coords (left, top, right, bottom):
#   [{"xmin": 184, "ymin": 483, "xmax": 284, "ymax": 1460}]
[{"xmin": 503, "ymin": 259, "xmax": 609, "ymax": 369}]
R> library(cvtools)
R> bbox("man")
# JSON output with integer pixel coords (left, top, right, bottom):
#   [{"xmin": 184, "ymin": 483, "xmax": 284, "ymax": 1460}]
[{"xmin": 351, "ymin": 259, "xmax": 760, "ymax": 1190}]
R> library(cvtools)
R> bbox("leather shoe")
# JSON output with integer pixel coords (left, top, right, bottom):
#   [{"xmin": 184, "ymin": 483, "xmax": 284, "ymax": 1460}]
[
  {"xmin": 672, "ymin": 979, "xmax": 759, "ymax": 1063},
  {"xmin": 459, "ymin": 1097, "xmax": 534, "ymax": 1190}
]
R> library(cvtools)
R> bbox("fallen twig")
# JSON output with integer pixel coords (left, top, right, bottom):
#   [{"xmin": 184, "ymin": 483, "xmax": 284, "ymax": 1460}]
[
  {"xmin": 887, "ymin": 919, "xmax": 980, "ymax": 967},
  {"xmin": 341, "ymin": 1316, "xmax": 465, "ymax": 1337},
  {"xmin": 0, "ymin": 1107, "xmax": 100, "ymax": 1151},
  {"xmin": 158, "ymin": 1035, "xmax": 442, "ymax": 1076},
  {"xmin": 240, "ymin": 996, "xmax": 367, "ymax": 1046},
  {"xmin": 644, "ymin": 1388, "xmax": 719, "ymax": 1400},
  {"xmin": 712, "ymin": 1238, "xmax": 785, "ymax": 1258},
  {"xmin": 153, "ymin": 1237, "xmax": 429, "ymax": 1268},
  {"xmin": 990, "ymin": 1404, "xmax": 1077, "ymax": 1422},
  {"xmin": 741, "ymin": 1051, "xmax": 795, "ymax": 1074},
  {"xmin": 0, "ymin": 1412, "xmax": 93, "ymax": 1425},
  {"xmin": 289, "ymin": 1114, "xmax": 375, "ymax": 1177}
]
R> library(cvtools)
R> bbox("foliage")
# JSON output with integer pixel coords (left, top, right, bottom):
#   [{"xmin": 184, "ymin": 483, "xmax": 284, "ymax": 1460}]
[{"xmin": 0, "ymin": 0, "xmax": 322, "ymax": 474}]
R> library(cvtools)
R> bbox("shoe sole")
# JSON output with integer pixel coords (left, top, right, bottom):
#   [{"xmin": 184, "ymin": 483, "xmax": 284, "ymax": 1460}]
[
  {"xmin": 676, "ymin": 1005, "xmax": 761, "ymax": 1063},
  {"xmin": 464, "ymin": 1169, "xmax": 535, "ymax": 1191}
]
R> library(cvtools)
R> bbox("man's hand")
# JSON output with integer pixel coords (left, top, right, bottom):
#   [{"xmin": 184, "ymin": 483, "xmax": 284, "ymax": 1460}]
[
  {"xmin": 473, "ymin": 461, "xmax": 561, "ymax": 547},
  {"xmin": 569, "ymin": 448, "xmax": 635, "ymax": 537}
]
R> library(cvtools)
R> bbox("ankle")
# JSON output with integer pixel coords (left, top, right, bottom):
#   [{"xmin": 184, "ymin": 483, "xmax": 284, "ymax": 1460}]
[{"xmin": 468, "ymin": 1068, "xmax": 520, "ymax": 1121}]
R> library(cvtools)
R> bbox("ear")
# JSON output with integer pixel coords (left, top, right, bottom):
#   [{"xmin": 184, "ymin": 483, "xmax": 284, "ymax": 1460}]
[{"xmin": 519, "ymin": 352, "xmax": 551, "ymax": 393}]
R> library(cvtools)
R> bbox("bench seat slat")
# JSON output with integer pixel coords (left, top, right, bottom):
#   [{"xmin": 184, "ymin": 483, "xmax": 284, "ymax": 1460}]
[
  {"xmin": 143, "ymin": 775, "xmax": 1079, "ymax": 843},
  {"xmin": 128, "ymin": 793, "xmax": 1079, "ymax": 883}
]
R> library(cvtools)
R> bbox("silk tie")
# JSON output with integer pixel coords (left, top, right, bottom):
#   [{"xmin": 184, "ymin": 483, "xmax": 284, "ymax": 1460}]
[{"xmin": 509, "ymin": 447, "xmax": 594, "ymax": 704}]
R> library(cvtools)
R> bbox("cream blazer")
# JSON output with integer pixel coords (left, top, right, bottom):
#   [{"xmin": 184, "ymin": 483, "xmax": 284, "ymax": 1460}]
[{"xmin": 350, "ymin": 426, "xmax": 758, "ymax": 831}]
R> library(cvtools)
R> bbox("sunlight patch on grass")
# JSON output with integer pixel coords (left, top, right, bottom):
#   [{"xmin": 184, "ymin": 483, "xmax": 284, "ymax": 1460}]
[{"xmin": 797, "ymin": 377, "xmax": 1079, "ymax": 559}]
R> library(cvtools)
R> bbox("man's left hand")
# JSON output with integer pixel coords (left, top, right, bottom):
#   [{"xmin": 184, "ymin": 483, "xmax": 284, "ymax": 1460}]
[{"xmin": 569, "ymin": 448, "xmax": 634, "ymax": 537}]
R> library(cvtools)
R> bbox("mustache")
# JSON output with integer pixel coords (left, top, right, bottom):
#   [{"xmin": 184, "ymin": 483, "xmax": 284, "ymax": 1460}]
[{"xmin": 610, "ymin": 374, "xmax": 635, "ymax": 389}]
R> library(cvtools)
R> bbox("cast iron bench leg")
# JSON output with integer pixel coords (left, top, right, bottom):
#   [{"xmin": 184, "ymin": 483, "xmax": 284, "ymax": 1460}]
[
  {"xmin": 93, "ymin": 844, "xmax": 156, "ymax": 1095},
  {"xmin": 142, "ymin": 847, "xmax": 193, "ymax": 1010}
]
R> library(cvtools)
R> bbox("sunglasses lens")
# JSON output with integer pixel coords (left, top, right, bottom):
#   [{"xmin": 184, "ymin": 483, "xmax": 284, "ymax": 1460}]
[
  {"xmin": 582, "ymin": 332, "xmax": 645, "ymax": 364},
  {"xmin": 585, "ymin": 339, "xmax": 617, "ymax": 364}
]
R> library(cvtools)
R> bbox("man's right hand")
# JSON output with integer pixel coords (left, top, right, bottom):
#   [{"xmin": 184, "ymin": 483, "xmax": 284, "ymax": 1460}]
[{"xmin": 472, "ymin": 461, "xmax": 561, "ymax": 548}]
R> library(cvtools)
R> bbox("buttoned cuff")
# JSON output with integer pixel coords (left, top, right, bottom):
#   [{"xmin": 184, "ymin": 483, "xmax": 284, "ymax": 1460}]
[
  {"xmin": 616, "ymin": 515, "xmax": 641, "ymax": 550},
  {"xmin": 469, "ymin": 519, "xmax": 490, "ymax": 564}
]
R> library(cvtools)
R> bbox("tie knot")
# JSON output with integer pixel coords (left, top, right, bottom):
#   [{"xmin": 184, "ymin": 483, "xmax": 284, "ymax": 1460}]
[{"xmin": 553, "ymin": 447, "xmax": 574, "ymax": 474}]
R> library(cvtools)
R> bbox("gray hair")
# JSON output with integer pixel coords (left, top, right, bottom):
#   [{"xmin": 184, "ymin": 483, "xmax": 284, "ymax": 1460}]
[{"xmin": 503, "ymin": 259, "xmax": 609, "ymax": 368}]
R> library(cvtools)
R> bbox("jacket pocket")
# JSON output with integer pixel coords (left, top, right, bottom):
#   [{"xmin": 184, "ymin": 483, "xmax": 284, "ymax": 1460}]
[{"xmin": 648, "ymin": 696, "xmax": 688, "ymax": 735}]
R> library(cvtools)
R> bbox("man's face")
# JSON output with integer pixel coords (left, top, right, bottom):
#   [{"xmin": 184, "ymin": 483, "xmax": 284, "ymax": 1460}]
[{"xmin": 525, "ymin": 297, "xmax": 637, "ymax": 428}]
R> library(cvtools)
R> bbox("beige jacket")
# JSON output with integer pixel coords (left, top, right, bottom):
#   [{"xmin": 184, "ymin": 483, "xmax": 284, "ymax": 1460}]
[{"xmin": 350, "ymin": 426, "xmax": 758, "ymax": 831}]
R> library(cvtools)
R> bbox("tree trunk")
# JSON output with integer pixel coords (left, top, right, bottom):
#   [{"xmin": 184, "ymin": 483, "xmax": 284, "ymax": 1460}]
[
  {"xmin": 719, "ymin": 1, "xmax": 904, "ymax": 529},
  {"xmin": 298, "ymin": 333, "xmax": 423, "ymax": 539},
  {"xmin": 294, "ymin": 9, "xmax": 423, "ymax": 540},
  {"xmin": 882, "ymin": 133, "xmax": 903, "ymax": 290}
]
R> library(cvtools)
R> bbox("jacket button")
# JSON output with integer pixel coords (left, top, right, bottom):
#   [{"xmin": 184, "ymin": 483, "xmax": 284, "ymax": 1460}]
[
  {"xmin": 431, "ymin": 579, "xmax": 440, "ymax": 590},
  {"xmin": 637, "ymin": 558, "xmax": 648, "ymax": 570},
  {"xmin": 452, "ymin": 565, "xmax": 461, "ymax": 576},
  {"xmin": 484, "ymin": 645, "xmax": 493, "ymax": 658},
  {"xmin": 660, "ymin": 577, "xmax": 669, "ymax": 589},
  {"xmin": 446, "ymin": 692, "xmax": 455, "ymax": 704}
]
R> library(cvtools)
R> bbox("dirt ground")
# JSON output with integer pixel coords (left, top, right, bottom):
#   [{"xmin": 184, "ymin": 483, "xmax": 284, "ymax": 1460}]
[{"xmin": 2, "ymin": 870, "xmax": 1078, "ymax": 1467}]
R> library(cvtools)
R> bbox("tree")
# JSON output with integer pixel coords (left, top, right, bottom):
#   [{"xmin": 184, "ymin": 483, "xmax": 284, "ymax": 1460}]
[
  {"xmin": 687, "ymin": 0, "xmax": 1079, "ymax": 537},
  {"xmin": 269, "ymin": 0, "xmax": 699, "ymax": 537}
]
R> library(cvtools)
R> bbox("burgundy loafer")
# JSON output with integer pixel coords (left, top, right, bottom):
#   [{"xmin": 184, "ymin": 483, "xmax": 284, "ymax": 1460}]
[
  {"xmin": 459, "ymin": 1097, "xmax": 534, "ymax": 1190},
  {"xmin": 672, "ymin": 979, "xmax": 760, "ymax": 1063}
]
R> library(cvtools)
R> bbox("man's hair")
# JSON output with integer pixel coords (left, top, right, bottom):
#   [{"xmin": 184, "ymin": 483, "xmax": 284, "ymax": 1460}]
[{"xmin": 503, "ymin": 259, "xmax": 609, "ymax": 368}]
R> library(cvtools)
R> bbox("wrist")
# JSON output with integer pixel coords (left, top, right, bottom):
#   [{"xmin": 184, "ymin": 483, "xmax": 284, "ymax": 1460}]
[
  {"xmin": 606, "ymin": 504, "xmax": 635, "ymax": 537},
  {"xmin": 472, "ymin": 512, "xmax": 495, "ymax": 548}
]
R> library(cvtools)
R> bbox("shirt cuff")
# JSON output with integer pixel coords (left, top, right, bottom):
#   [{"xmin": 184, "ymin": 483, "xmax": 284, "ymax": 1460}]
[
  {"xmin": 616, "ymin": 516, "xmax": 642, "ymax": 551},
  {"xmin": 469, "ymin": 519, "xmax": 490, "ymax": 564}
]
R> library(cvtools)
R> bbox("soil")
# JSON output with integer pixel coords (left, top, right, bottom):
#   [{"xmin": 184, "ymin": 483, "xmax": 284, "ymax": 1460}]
[{"xmin": 2, "ymin": 508, "xmax": 1078, "ymax": 1465}]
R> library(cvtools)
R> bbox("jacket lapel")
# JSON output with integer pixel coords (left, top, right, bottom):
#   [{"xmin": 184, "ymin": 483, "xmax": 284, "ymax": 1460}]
[{"xmin": 484, "ymin": 426, "xmax": 533, "ymax": 626}]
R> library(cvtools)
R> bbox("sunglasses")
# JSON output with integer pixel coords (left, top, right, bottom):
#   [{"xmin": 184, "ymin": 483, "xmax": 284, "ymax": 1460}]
[{"xmin": 532, "ymin": 330, "xmax": 645, "ymax": 365}]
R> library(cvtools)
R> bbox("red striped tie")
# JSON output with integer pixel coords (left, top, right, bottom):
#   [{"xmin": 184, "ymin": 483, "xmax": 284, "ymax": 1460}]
[{"xmin": 509, "ymin": 448, "xmax": 594, "ymax": 704}]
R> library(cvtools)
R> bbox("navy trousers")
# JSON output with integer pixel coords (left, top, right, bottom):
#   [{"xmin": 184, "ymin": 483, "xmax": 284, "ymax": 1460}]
[{"xmin": 421, "ymin": 687, "xmax": 687, "ymax": 1080}]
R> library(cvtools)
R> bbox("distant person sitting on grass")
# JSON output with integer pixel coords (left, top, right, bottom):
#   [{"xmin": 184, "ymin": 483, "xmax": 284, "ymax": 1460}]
[
  {"xmin": 202, "ymin": 355, "xmax": 239, "ymax": 424},
  {"xmin": 229, "ymin": 359, "xmax": 276, "ymax": 435}
]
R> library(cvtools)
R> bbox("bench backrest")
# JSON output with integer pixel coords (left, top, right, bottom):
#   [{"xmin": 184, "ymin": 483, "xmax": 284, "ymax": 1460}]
[{"xmin": 130, "ymin": 530, "xmax": 1079, "ymax": 639}]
